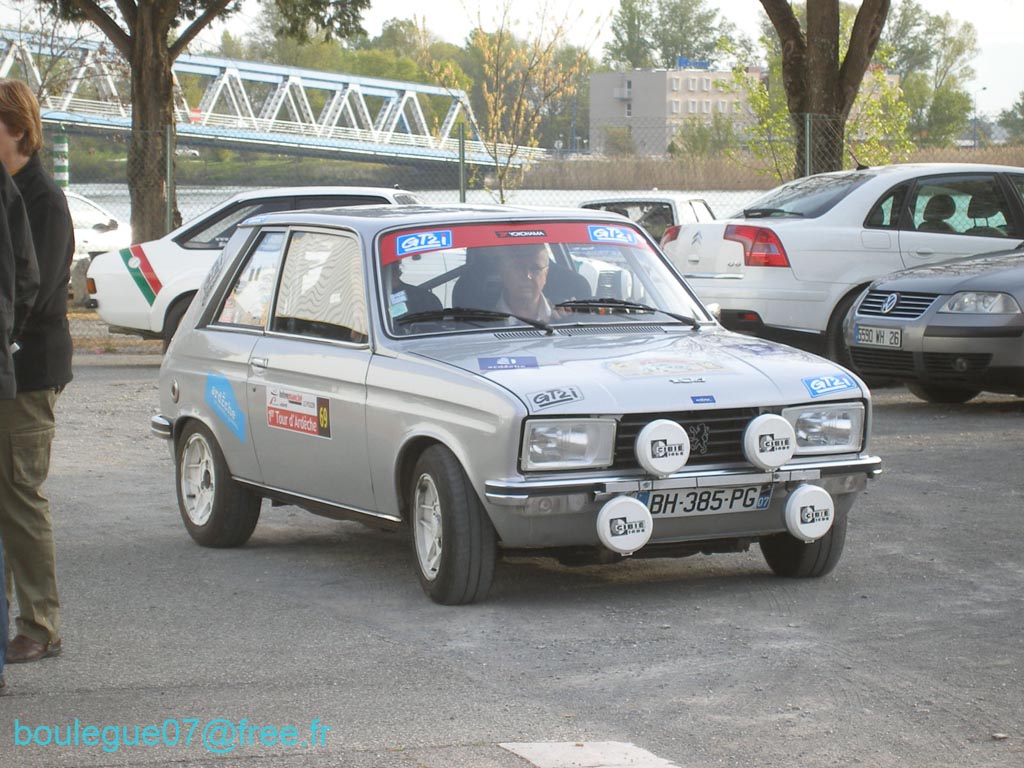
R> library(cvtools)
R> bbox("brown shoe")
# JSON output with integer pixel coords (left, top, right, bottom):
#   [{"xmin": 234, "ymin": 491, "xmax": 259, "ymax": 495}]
[
  {"xmin": 5, "ymin": 635, "xmax": 62, "ymax": 664},
  {"xmin": 0, "ymin": 675, "xmax": 6, "ymax": 694}
]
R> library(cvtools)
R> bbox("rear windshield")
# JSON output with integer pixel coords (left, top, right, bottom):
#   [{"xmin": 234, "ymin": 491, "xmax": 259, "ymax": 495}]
[{"xmin": 732, "ymin": 172, "xmax": 874, "ymax": 219}]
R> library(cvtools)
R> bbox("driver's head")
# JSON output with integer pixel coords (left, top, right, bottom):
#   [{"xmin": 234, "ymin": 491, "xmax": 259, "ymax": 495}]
[{"xmin": 496, "ymin": 244, "xmax": 550, "ymax": 307}]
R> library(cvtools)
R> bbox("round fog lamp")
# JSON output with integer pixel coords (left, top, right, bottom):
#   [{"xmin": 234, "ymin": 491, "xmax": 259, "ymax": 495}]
[
  {"xmin": 596, "ymin": 496, "xmax": 653, "ymax": 555},
  {"xmin": 635, "ymin": 418, "xmax": 690, "ymax": 477},
  {"xmin": 783, "ymin": 485, "xmax": 835, "ymax": 542},
  {"xmin": 743, "ymin": 413, "xmax": 796, "ymax": 470}
]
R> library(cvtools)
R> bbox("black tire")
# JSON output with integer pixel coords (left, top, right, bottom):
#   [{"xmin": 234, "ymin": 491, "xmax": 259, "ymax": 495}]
[
  {"xmin": 175, "ymin": 421, "xmax": 261, "ymax": 548},
  {"xmin": 162, "ymin": 293, "xmax": 195, "ymax": 352},
  {"xmin": 906, "ymin": 382, "xmax": 980, "ymax": 404},
  {"xmin": 409, "ymin": 445, "xmax": 496, "ymax": 605},
  {"xmin": 824, "ymin": 291, "xmax": 861, "ymax": 369},
  {"xmin": 760, "ymin": 506, "xmax": 847, "ymax": 578}
]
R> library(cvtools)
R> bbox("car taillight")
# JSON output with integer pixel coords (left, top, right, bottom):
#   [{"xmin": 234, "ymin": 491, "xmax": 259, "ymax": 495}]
[
  {"xmin": 724, "ymin": 224, "xmax": 790, "ymax": 267},
  {"xmin": 660, "ymin": 225, "xmax": 681, "ymax": 247}
]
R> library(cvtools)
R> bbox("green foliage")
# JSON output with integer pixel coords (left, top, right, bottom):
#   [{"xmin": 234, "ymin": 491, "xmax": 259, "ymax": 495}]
[
  {"xmin": 601, "ymin": 126, "xmax": 636, "ymax": 156},
  {"xmin": 669, "ymin": 113, "xmax": 737, "ymax": 157},
  {"xmin": 603, "ymin": 0, "xmax": 656, "ymax": 69},
  {"xmin": 998, "ymin": 94, "xmax": 1024, "ymax": 145}
]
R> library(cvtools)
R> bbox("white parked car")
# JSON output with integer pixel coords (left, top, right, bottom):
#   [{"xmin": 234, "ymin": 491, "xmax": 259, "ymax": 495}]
[
  {"xmin": 66, "ymin": 190, "xmax": 132, "ymax": 263},
  {"xmin": 581, "ymin": 193, "xmax": 715, "ymax": 245},
  {"xmin": 86, "ymin": 186, "xmax": 420, "ymax": 346},
  {"xmin": 665, "ymin": 163, "xmax": 1024, "ymax": 365}
]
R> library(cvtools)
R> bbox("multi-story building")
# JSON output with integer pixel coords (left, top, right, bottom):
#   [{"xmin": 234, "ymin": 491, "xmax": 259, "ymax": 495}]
[{"xmin": 589, "ymin": 63, "xmax": 756, "ymax": 155}]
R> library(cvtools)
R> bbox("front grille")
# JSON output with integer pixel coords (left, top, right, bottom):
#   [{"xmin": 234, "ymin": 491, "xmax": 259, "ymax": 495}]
[
  {"xmin": 850, "ymin": 347, "xmax": 915, "ymax": 375},
  {"xmin": 613, "ymin": 408, "xmax": 758, "ymax": 470},
  {"xmin": 858, "ymin": 290, "xmax": 938, "ymax": 319},
  {"xmin": 924, "ymin": 352, "xmax": 992, "ymax": 382}
]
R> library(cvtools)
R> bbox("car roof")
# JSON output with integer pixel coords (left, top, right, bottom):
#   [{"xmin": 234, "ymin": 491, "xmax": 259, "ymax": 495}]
[
  {"xmin": 581, "ymin": 193, "xmax": 709, "ymax": 205},
  {"xmin": 220, "ymin": 185, "xmax": 417, "ymax": 202},
  {"xmin": 239, "ymin": 203, "xmax": 633, "ymax": 236}
]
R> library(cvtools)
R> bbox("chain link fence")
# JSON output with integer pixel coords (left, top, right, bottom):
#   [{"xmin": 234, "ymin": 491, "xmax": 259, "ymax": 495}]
[{"xmin": 49, "ymin": 119, "xmax": 1024, "ymax": 354}]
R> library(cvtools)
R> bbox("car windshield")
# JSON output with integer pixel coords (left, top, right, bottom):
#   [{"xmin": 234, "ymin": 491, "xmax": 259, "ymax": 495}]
[
  {"xmin": 378, "ymin": 220, "xmax": 709, "ymax": 336},
  {"xmin": 732, "ymin": 171, "xmax": 874, "ymax": 219}
]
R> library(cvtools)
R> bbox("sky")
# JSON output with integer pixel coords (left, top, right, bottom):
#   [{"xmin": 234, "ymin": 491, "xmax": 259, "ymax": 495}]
[{"xmin": 329, "ymin": 0, "xmax": 1019, "ymax": 116}]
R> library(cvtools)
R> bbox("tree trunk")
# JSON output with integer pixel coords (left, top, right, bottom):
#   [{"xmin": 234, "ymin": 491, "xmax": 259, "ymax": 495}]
[
  {"xmin": 127, "ymin": 8, "xmax": 175, "ymax": 243},
  {"xmin": 761, "ymin": 0, "xmax": 890, "ymax": 178}
]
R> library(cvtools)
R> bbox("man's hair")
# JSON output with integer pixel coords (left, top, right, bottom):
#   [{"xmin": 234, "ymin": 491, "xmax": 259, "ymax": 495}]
[{"xmin": 0, "ymin": 79, "xmax": 42, "ymax": 156}]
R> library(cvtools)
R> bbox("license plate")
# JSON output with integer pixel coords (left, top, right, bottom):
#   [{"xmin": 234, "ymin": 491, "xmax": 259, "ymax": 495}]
[
  {"xmin": 634, "ymin": 484, "xmax": 773, "ymax": 518},
  {"xmin": 855, "ymin": 324, "xmax": 902, "ymax": 348}
]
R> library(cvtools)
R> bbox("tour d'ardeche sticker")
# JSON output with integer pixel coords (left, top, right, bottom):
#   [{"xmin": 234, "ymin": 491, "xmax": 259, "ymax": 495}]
[{"xmin": 266, "ymin": 387, "xmax": 331, "ymax": 438}]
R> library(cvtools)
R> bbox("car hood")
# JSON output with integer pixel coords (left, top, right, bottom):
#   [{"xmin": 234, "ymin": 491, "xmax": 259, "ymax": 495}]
[
  {"xmin": 406, "ymin": 328, "xmax": 863, "ymax": 414},
  {"xmin": 873, "ymin": 248, "xmax": 1024, "ymax": 293}
]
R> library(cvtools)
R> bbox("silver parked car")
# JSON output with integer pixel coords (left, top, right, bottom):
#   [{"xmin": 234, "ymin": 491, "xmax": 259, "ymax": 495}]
[
  {"xmin": 847, "ymin": 245, "xmax": 1024, "ymax": 403},
  {"xmin": 153, "ymin": 205, "xmax": 881, "ymax": 604}
]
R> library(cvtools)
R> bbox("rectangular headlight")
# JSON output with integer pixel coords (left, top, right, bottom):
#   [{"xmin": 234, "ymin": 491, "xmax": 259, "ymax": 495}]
[
  {"xmin": 939, "ymin": 292, "xmax": 1022, "ymax": 314},
  {"xmin": 521, "ymin": 418, "xmax": 616, "ymax": 471},
  {"xmin": 782, "ymin": 403, "xmax": 864, "ymax": 455}
]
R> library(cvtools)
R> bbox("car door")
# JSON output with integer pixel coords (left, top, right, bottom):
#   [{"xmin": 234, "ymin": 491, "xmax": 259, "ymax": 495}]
[
  {"xmin": 897, "ymin": 173, "xmax": 1020, "ymax": 267},
  {"xmin": 245, "ymin": 227, "xmax": 375, "ymax": 512},
  {"xmin": 196, "ymin": 228, "xmax": 290, "ymax": 483}
]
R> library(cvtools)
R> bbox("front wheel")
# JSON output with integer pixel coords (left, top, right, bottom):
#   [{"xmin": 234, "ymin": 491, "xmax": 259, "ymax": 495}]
[
  {"xmin": 761, "ymin": 506, "xmax": 847, "ymax": 578},
  {"xmin": 906, "ymin": 382, "xmax": 980, "ymax": 404},
  {"xmin": 409, "ymin": 445, "xmax": 496, "ymax": 605},
  {"xmin": 175, "ymin": 421, "xmax": 261, "ymax": 547}
]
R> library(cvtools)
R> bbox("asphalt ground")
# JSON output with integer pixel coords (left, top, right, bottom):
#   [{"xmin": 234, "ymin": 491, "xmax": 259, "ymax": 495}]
[{"xmin": 0, "ymin": 356, "xmax": 1021, "ymax": 767}]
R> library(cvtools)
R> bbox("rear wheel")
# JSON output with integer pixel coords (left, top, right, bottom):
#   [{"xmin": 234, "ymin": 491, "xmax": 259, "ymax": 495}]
[
  {"xmin": 162, "ymin": 293, "xmax": 195, "ymax": 352},
  {"xmin": 175, "ymin": 421, "xmax": 261, "ymax": 547},
  {"xmin": 906, "ymin": 382, "xmax": 980, "ymax": 404},
  {"xmin": 824, "ymin": 291, "xmax": 861, "ymax": 369},
  {"xmin": 409, "ymin": 445, "xmax": 496, "ymax": 605},
  {"xmin": 761, "ymin": 507, "xmax": 847, "ymax": 578}
]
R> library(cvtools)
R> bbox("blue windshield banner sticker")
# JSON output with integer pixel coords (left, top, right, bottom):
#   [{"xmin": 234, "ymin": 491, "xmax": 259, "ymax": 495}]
[
  {"xmin": 588, "ymin": 225, "xmax": 638, "ymax": 245},
  {"xmin": 205, "ymin": 373, "xmax": 246, "ymax": 443},
  {"xmin": 691, "ymin": 395, "xmax": 716, "ymax": 404},
  {"xmin": 479, "ymin": 356, "xmax": 539, "ymax": 370},
  {"xmin": 396, "ymin": 230, "xmax": 453, "ymax": 256},
  {"xmin": 802, "ymin": 373, "xmax": 858, "ymax": 398}
]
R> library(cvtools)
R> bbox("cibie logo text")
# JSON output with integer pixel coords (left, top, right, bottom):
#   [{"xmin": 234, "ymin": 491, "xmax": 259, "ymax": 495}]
[
  {"xmin": 758, "ymin": 433, "xmax": 791, "ymax": 453},
  {"xmin": 800, "ymin": 505, "xmax": 831, "ymax": 524},
  {"xmin": 651, "ymin": 439, "xmax": 686, "ymax": 458},
  {"xmin": 610, "ymin": 517, "xmax": 647, "ymax": 537}
]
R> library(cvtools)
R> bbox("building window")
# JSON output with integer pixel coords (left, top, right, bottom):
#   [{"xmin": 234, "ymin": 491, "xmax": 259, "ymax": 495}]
[
  {"xmin": 702, "ymin": 100, "xmax": 711, "ymax": 113},
  {"xmin": 702, "ymin": 77, "xmax": 711, "ymax": 91},
  {"xmin": 688, "ymin": 77, "xmax": 697, "ymax": 91},
  {"xmin": 625, "ymin": 102, "xmax": 632, "ymax": 117},
  {"xmin": 671, "ymin": 77, "xmax": 679, "ymax": 91},
  {"xmin": 688, "ymin": 100, "xmax": 696, "ymax": 113},
  {"xmin": 671, "ymin": 100, "xmax": 680, "ymax": 114}
]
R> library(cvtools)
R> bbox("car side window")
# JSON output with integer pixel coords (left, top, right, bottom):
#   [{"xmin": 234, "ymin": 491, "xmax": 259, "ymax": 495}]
[
  {"xmin": 180, "ymin": 200, "xmax": 292, "ymax": 249},
  {"xmin": 271, "ymin": 230, "xmax": 368, "ymax": 344},
  {"xmin": 214, "ymin": 231, "xmax": 287, "ymax": 329},
  {"xmin": 293, "ymin": 195, "xmax": 387, "ymax": 209},
  {"xmin": 865, "ymin": 183, "xmax": 908, "ymax": 229},
  {"xmin": 906, "ymin": 176, "xmax": 1012, "ymax": 237}
]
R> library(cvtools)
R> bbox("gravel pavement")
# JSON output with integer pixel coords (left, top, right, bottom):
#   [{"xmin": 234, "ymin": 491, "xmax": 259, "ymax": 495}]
[{"xmin": 0, "ymin": 356, "xmax": 1021, "ymax": 767}]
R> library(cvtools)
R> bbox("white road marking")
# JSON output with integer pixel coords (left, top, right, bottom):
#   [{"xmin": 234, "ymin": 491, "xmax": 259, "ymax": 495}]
[{"xmin": 500, "ymin": 741, "xmax": 679, "ymax": 768}]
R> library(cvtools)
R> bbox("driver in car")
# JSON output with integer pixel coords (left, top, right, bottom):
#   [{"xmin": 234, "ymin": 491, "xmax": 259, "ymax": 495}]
[{"xmin": 494, "ymin": 244, "xmax": 558, "ymax": 323}]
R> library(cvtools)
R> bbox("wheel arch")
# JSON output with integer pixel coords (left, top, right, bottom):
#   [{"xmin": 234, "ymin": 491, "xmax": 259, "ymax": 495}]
[{"xmin": 394, "ymin": 436, "xmax": 445, "ymax": 523}]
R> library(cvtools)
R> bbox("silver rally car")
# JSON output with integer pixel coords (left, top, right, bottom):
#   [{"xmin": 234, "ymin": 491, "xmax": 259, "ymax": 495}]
[{"xmin": 153, "ymin": 204, "xmax": 882, "ymax": 604}]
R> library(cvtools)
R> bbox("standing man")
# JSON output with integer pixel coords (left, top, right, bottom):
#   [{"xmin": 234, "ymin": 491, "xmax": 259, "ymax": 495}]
[{"xmin": 0, "ymin": 78, "xmax": 73, "ymax": 665}]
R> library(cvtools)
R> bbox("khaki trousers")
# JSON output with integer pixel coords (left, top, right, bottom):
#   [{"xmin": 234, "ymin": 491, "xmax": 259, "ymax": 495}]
[{"xmin": 0, "ymin": 388, "xmax": 60, "ymax": 645}]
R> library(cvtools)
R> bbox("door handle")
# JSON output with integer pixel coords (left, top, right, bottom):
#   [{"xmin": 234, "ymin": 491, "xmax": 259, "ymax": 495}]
[{"xmin": 250, "ymin": 357, "xmax": 268, "ymax": 369}]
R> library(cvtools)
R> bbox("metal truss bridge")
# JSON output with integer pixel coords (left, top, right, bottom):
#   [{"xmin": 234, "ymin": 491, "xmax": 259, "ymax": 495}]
[{"xmin": 0, "ymin": 29, "xmax": 543, "ymax": 167}]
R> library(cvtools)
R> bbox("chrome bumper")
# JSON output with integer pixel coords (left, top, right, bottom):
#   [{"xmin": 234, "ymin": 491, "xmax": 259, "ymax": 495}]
[
  {"xmin": 150, "ymin": 415, "xmax": 173, "ymax": 439},
  {"xmin": 485, "ymin": 454, "xmax": 882, "ymax": 506}
]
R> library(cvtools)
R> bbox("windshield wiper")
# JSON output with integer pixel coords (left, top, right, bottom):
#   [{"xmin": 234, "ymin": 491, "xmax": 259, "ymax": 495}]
[
  {"xmin": 555, "ymin": 298, "xmax": 701, "ymax": 328},
  {"xmin": 396, "ymin": 306, "xmax": 552, "ymax": 333},
  {"xmin": 742, "ymin": 207, "xmax": 805, "ymax": 218}
]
